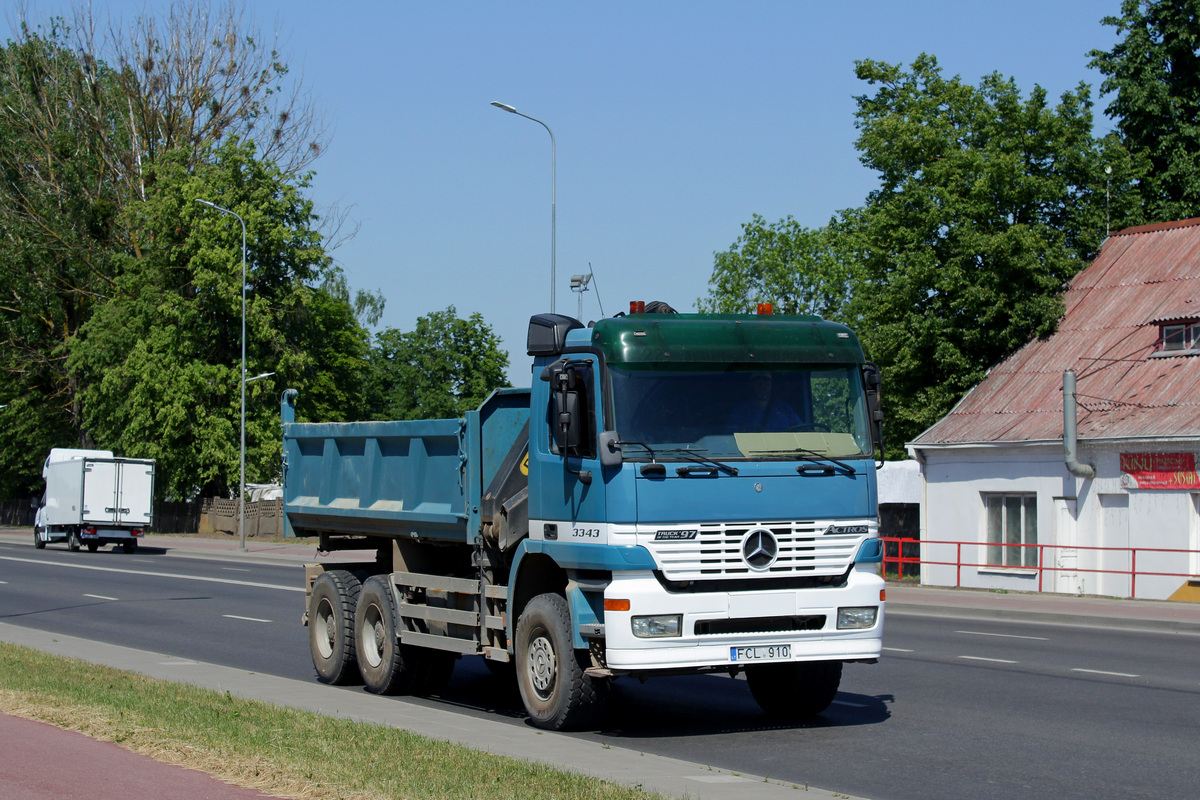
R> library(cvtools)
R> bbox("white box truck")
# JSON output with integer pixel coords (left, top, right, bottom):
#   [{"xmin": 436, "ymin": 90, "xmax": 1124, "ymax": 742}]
[{"xmin": 33, "ymin": 449, "xmax": 156, "ymax": 553}]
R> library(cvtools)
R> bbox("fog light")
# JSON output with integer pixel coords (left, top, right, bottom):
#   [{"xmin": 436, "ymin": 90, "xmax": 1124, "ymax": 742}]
[
  {"xmin": 632, "ymin": 614, "xmax": 682, "ymax": 638},
  {"xmin": 837, "ymin": 606, "xmax": 878, "ymax": 630}
]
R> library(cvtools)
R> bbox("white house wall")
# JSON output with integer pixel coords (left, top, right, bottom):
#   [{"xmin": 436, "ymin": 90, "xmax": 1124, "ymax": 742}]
[{"xmin": 917, "ymin": 442, "xmax": 1200, "ymax": 600}]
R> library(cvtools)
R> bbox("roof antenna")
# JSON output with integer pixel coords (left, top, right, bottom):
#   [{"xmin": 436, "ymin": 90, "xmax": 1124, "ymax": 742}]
[{"xmin": 587, "ymin": 263, "xmax": 605, "ymax": 317}]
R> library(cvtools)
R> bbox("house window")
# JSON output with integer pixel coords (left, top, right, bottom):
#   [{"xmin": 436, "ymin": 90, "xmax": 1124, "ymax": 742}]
[
  {"xmin": 1160, "ymin": 322, "xmax": 1199, "ymax": 352},
  {"xmin": 985, "ymin": 494, "xmax": 1038, "ymax": 568}
]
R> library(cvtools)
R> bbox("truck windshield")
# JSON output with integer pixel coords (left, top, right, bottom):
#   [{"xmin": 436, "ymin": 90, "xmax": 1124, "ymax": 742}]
[{"xmin": 608, "ymin": 365, "xmax": 872, "ymax": 461}]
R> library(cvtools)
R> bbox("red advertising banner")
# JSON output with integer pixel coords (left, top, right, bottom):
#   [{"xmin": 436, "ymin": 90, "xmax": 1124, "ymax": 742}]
[{"xmin": 1120, "ymin": 452, "xmax": 1200, "ymax": 490}]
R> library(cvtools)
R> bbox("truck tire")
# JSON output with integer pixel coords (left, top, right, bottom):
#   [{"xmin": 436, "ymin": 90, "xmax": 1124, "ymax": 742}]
[
  {"xmin": 514, "ymin": 593, "xmax": 609, "ymax": 731},
  {"xmin": 746, "ymin": 660, "xmax": 842, "ymax": 719},
  {"xmin": 355, "ymin": 576, "xmax": 426, "ymax": 694},
  {"xmin": 87, "ymin": 542, "xmax": 99, "ymax": 553},
  {"xmin": 33, "ymin": 528, "xmax": 45, "ymax": 549},
  {"xmin": 309, "ymin": 570, "xmax": 362, "ymax": 685},
  {"xmin": 67, "ymin": 529, "xmax": 81, "ymax": 552},
  {"xmin": 122, "ymin": 541, "xmax": 137, "ymax": 553}
]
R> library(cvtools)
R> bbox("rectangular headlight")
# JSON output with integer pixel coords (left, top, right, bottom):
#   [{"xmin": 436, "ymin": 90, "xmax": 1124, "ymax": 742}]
[
  {"xmin": 632, "ymin": 614, "xmax": 682, "ymax": 638},
  {"xmin": 837, "ymin": 606, "xmax": 878, "ymax": 630}
]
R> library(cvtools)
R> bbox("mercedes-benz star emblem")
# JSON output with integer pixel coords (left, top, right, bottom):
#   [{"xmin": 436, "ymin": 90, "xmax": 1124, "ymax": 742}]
[{"xmin": 741, "ymin": 528, "xmax": 779, "ymax": 570}]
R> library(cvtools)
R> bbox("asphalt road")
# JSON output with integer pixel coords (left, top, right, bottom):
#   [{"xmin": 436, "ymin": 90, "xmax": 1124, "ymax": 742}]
[{"xmin": 2, "ymin": 538, "xmax": 1197, "ymax": 800}]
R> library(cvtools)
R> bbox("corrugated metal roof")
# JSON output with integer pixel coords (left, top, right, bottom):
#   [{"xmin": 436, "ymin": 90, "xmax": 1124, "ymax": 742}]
[{"xmin": 912, "ymin": 219, "xmax": 1200, "ymax": 446}]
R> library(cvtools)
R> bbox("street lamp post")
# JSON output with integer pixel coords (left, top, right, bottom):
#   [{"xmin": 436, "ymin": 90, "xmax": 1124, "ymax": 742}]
[
  {"xmin": 491, "ymin": 101, "xmax": 556, "ymax": 313},
  {"xmin": 195, "ymin": 198, "xmax": 250, "ymax": 550}
]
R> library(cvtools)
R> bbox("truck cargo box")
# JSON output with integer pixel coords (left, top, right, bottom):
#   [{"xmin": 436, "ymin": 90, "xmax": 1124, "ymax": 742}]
[{"xmin": 282, "ymin": 388, "xmax": 530, "ymax": 542}]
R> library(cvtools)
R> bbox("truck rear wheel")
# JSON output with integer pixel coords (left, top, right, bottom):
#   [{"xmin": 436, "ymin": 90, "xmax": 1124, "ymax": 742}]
[
  {"xmin": 515, "ymin": 593, "xmax": 609, "ymax": 731},
  {"xmin": 67, "ymin": 529, "xmax": 81, "ymax": 552},
  {"xmin": 355, "ymin": 576, "xmax": 426, "ymax": 694},
  {"xmin": 87, "ymin": 542, "xmax": 99, "ymax": 553},
  {"xmin": 309, "ymin": 570, "xmax": 362, "ymax": 685},
  {"xmin": 746, "ymin": 660, "xmax": 842, "ymax": 719},
  {"xmin": 122, "ymin": 541, "xmax": 137, "ymax": 553}
]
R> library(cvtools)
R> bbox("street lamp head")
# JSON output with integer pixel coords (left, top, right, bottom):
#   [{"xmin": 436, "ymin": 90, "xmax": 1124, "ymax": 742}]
[
  {"xmin": 491, "ymin": 101, "xmax": 518, "ymax": 114},
  {"xmin": 570, "ymin": 274, "xmax": 591, "ymax": 290}
]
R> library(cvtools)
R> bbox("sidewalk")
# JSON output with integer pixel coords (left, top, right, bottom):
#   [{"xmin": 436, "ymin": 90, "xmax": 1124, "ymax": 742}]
[{"xmin": 3, "ymin": 527, "xmax": 1199, "ymax": 800}]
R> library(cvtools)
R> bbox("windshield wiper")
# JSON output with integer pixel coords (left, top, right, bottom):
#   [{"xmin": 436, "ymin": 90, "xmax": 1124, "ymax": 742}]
[
  {"xmin": 747, "ymin": 447, "xmax": 857, "ymax": 475},
  {"xmin": 656, "ymin": 448, "xmax": 739, "ymax": 476},
  {"xmin": 615, "ymin": 440, "xmax": 669, "ymax": 476}
]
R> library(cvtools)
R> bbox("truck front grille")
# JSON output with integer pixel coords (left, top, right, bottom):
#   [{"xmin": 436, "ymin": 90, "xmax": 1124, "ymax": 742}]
[{"xmin": 646, "ymin": 521, "xmax": 866, "ymax": 581}]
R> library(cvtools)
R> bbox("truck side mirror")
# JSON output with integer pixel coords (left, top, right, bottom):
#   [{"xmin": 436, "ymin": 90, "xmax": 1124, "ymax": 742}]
[
  {"xmin": 598, "ymin": 431, "xmax": 622, "ymax": 468},
  {"xmin": 30, "ymin": 496, "xmax": 39, "ymax": 510},
  {"xmin": 553, "ymin": 384, "xmax": 583, "ymax": 452},
  {"xmin": 862, "ymin": 363, "xmax": 884, "ymax": 453},
  {"xmin": 543, "ymin": 361, "xmax": 582, "ymax": 452}
]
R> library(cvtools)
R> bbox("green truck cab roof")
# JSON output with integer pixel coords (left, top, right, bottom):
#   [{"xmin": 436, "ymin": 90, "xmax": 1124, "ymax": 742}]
[{"xmin": 584, "ymin": 313, "xmax": 866, "ymax": 366}]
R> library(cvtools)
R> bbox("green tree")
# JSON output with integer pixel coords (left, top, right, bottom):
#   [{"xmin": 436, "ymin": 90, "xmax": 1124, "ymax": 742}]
[
  {"xmin": 1090, "ymin": 0, "xmax": 1200, "ymax": 222},
  {"xmin": 367, "ymin": 308, "xmax": 511, "ymax": 422},
  {"xmin": 0, "ymin": 1, "xmax": 330, "ymax": 498},
  {"xmin": 67, "ymin": 139, "xmax": 372, "ymax": 500},
  {"xmin": 699, "ymin": 214, "xmax": 859, "ymax": 322},
  {"xmin": 848, "ymin": 55, "xmax": 1141, "ymax": 453}
]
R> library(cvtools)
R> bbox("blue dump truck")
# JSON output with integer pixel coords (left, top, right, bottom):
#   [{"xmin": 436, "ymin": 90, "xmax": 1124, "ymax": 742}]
[{"xmin": 282, "ymin": 304, "xmax": 886, "ymax": 730}]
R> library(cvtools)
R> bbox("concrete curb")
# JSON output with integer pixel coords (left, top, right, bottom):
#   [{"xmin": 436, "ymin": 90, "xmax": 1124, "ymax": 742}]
[{"xmin": 885, "ymin": 601, "xmax": 1200, "ymax": 635}]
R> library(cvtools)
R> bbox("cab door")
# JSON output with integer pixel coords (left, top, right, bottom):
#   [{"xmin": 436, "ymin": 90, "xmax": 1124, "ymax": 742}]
[{"xmin": 529, "ymin": 356, "xmax": 608, "ymax": 542}]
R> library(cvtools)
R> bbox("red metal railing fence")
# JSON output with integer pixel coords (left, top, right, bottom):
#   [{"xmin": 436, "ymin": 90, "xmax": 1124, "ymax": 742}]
[{"xmin": 881, "ymin": 536, "xmax": 1199, "ymax": 599}]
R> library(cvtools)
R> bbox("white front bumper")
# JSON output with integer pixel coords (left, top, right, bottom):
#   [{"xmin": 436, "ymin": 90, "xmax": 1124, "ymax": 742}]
[{"xmin": 603, "ymin": 569, "xmax": 884, "ymax": 671}]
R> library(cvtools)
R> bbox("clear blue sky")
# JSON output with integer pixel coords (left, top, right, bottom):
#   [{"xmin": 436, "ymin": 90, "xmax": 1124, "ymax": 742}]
[{"xmin": 5, "ymin": 1, "xmax": 1121, "ymax": 384}]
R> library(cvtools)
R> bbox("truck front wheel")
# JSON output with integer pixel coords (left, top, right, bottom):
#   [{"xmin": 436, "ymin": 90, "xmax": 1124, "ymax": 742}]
[
  {"xmin": 515, "ymin": 593, "xmax": 609, "ymax": 731},
  {"xmin": 33, "ymin": 528, "xmax": 45, "ymax": 549},
  {"xmin": 746, "ymin": 660, "xmax": 842, "ymax": 719},
  {"xmin": 355, "ymin": 576, "xmax": 426, "ymax": 694},
  {"xmin": 309, "ymin": 570, "xmax": 361, "ymax": 685}
]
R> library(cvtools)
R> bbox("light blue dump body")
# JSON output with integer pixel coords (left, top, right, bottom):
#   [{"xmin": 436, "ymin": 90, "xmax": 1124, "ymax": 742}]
[{"xmin": 281, "ymin": 388, "xmax": 530, "ymax": 541}]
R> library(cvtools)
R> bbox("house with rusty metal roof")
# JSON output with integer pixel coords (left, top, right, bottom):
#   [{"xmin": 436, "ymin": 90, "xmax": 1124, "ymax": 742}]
[{"xmin": 907, "ymin": 218, "xmax": 1200, "ymax": 602}]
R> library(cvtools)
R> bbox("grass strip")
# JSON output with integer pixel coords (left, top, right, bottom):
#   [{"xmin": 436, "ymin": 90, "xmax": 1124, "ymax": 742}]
[{"xmin": 0, "ymin": 642, "xmax": 670, "ymax": 800}]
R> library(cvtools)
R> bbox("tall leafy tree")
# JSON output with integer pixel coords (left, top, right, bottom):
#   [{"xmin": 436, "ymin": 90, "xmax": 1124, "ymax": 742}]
[
  {"xmin": 367, "ymin": 308, "xmax": 511, "ymax": 422},
  {"xmin": 699, "ymin": 214, "xmax": 859, "ymax": 322},
  {"xmin": 67, "ymin": 139, "xmax": 371, "ymax": 500},
  {"xmin": 1090, "ymin": 0, "xmax": 1200, "ymax": 222},
  {"xmin": 0, "ymin": 1, "xmax": 332, "ymax": 498},
  {"xmin": 848, "ymin": 55, "xmax": 1139, "ymax": 452}
]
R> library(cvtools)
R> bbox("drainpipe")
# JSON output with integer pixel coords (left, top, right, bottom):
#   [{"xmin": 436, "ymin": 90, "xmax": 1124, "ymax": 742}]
[{"xmin": 1063, "ymin": 370, "xmax": 1094, "ymax": 479}]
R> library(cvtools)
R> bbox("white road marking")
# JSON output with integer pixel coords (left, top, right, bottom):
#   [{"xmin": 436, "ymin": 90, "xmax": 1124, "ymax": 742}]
[
  {"xmin": 883, "ymin": 646, "xmax": 914, "ymax": 652},
  {"xmin": 1072, "ymin": 668, "xmax": 1139, "ymax": 678},
  {"xmin": 959, "ymin": 656, "xmax": 1018, "ymax": 664},
  {"xmin": 0, "ymin": 555, "xmax": 303, "ymax": 593},
  {"xmin": 222, "ymin": 567, "xmax": 251, "ymax": 572},
  {"xmin": 956, "ymin": 630, "xmax": 1048, "ymax": 641},
  {"xmin": 223, "ymin": 614, "xmax": 273, "ymax": 623},
  {"xmin": 83, "ymin": 593, "xmax": 118, "ymax": 601}
]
